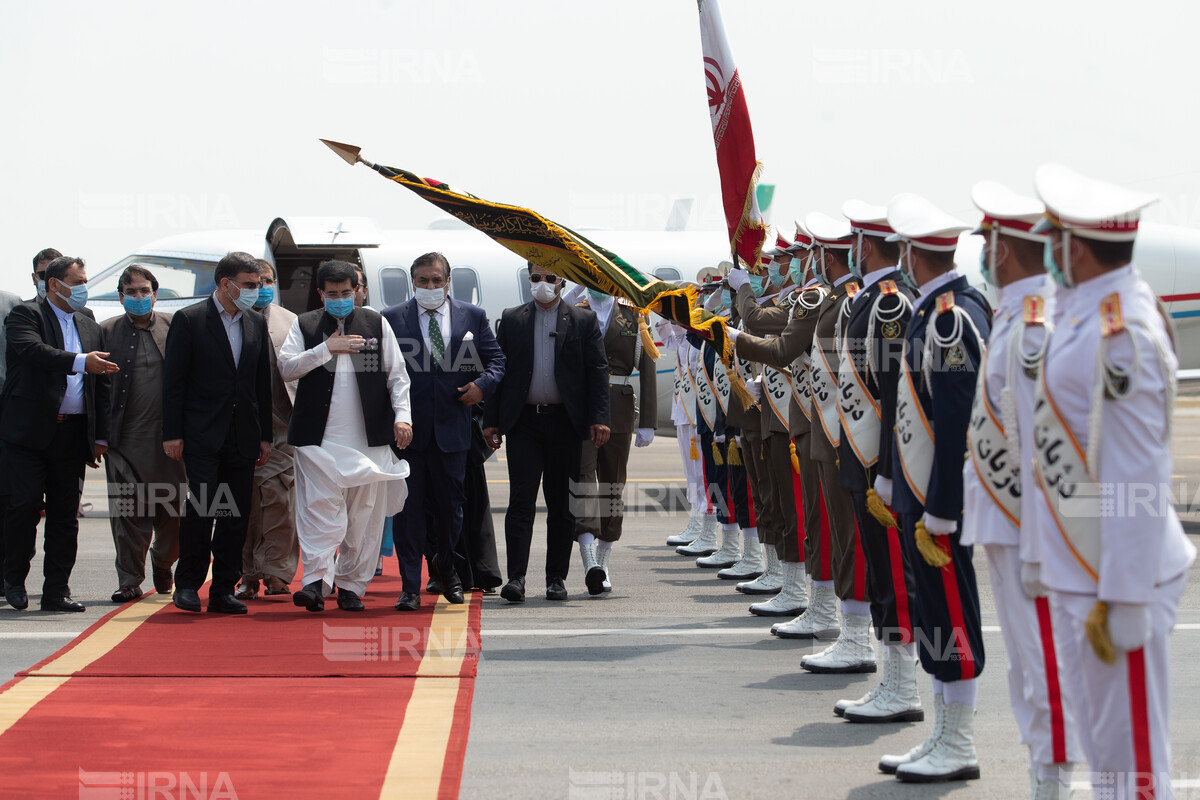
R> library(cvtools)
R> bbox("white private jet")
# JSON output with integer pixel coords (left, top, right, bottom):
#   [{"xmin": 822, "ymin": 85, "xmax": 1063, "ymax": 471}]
[{"xmin": 83, "ymin": 215, "xmax": 1200, "ymax": 430}]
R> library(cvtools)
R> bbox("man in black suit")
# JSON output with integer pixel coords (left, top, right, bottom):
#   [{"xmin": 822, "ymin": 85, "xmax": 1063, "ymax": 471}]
[
  {"xmin": 162, "ymin": 251, "xmax": 272, "ymax": 615},
  {"xmin": 1, "ymin": 256, "xmax": 113, "ymax": 612},
  {"xmin": 383, "ymin": 252, "xmax": 506, "ymax": 610},
  {"xmin": 483, "ymin": 263, "xmax": 609, "ymax": 602}
]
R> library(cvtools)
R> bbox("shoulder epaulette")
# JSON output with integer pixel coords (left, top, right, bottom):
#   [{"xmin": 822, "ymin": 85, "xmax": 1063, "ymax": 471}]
[
  {"xmin": 935, "ymin": 292, "xmax": 955, "ymax": 315},
  {"xmin": 1100, "ymin": 293, "xmax": 1125, "ymax": 337},
  {"xmin": 845, "ymin": 282, "xmax": 861, "ymax": 300},
  {"xmin": 1023, "ymin": 295, "xmax": 1046, "ymax": 326},
  {"xmin": 880, "ymin": 280, "xmax": 899, "ymax": 296}
]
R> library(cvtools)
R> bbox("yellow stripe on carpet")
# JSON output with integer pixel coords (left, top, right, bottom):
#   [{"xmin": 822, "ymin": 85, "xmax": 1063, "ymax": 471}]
[
  {"xmin": 0, "ymin": 676, "xmax": 69, "ymax": 740},
  {"xmin": 27, "ymin": 592, "xmax": 173, "ymax": 677}
]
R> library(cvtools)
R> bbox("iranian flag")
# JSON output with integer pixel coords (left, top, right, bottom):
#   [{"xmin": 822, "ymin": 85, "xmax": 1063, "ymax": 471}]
[{"xmin": 697, "ymin": 0, "xmax": 767, "ymax": 273}]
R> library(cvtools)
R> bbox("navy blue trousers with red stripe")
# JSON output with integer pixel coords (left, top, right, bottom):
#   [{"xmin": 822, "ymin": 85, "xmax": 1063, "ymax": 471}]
[
  {"xmin": 699, "ymin": 431, "xmax": 753, "ymax": 528},
  {"xmin": 897, "ymin": 513, "xmax": 986, "ymax": 682},
  {"xmin": 853, "ymin": 490, "xmax": 916, "ymax": 648}
]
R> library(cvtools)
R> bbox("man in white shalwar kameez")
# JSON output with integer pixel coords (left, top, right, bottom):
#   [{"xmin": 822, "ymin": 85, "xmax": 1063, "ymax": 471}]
[{"xmin": 278, "ymin": 260, "xmax": 413, "ymax": 612}]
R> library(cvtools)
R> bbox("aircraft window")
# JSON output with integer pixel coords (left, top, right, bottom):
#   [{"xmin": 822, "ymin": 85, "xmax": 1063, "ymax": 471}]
[
  {"xmin": 88, "ymin": 255, "xmax": 217, "ymax": 300},
  {"xmin": 516, "ymin": 267, "xmax": 533, "ymax": 304},
  {"xmin": 653, "ymin": 266, "xmax": 682, "ymax": 282},
  {"xmin": 450, "ymin": 267, "xmax": 482, "ymax": 306},
  {"xmin": 379, "ymin": 267, "xmax": 411, "ymax": 306}
]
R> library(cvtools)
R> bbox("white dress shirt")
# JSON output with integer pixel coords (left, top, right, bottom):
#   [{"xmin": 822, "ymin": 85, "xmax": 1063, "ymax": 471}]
[
  {"xmin": 50, "ymin": 303, "xmax": 87, "ymax": 414},
  {"xmin": 212, "ymin": 293, "xmax": 244, "ymax": 368},
  {"xmin": 589, "ymin": 293, "xmax": 615, "ymax": 336}
]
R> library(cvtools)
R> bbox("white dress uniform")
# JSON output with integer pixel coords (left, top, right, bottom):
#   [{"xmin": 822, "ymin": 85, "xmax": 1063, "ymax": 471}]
[
  {"xmin": 1031, "ymin": 164, "xmax": 1196, "ymax": 800},
  {"xmin": 960, "ymin": 183, "xmax": 1084, "ymax": 797},
  {"xmin": 660, "ymin": 316, "xmax": 707, "ymax": 544}
]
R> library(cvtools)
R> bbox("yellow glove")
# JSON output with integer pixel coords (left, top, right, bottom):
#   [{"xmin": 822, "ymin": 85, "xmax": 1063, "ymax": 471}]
[{"xmin": 914, "ymin": 521, "xmax": 951, "ymax": 568}]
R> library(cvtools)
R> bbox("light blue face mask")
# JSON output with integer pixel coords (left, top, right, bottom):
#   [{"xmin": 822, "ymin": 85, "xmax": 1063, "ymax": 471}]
[
  {"xmin": 719, "ymin": 288, "xmax": 732, "ymax": 309},
  {"xmin": 324, "ymin": 296, "xmax": 354, "ymax": 318},
  {"xmin": 254, "ymin": 285, "xmax": 275, "ymax": 308},
  {"xmin": 56, "ymin": 282, "xmax": 89, "ymax": 311},
  {"xmin": 748, "ymin": 274, "xmax": 766, "ymax": 297},
  {"xmin": 122, "ymin": 294, "xmax": 152, "ymax": 316},
  {"xmin": 36, "ymin": 279, "xmax": 46, "ymax": 300},
  {"xmin": 587, "ymin": 288, "xmax": 609, "ymax": 304},
  {"xmin": 788, "ymin": 257, "xmax": 806, "ymax": 288},
  {"xmin": 768, "ymin": 264, "xmax": 786, "ymax": 287},
  {"xmin": 1044, "ymin": 237, "xmax": 1068, "ymax": 288},
  {"xmin": 978, "ymin": 246, "xmax": 992, "ymax": 287},
  {"xmin": 847, "ymin": 244, "xmax": 860, "ymax": 279}
]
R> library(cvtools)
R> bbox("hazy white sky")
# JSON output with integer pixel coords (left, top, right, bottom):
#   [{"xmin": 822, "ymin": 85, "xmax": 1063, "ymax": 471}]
[{"xmin": 3, "ymin": 0, "xmax": 1198, "ymax": 291}]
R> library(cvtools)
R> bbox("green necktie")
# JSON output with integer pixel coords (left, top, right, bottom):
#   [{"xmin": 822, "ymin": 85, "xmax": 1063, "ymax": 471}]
[{"xmin": 428, "ymin": 310, "xmax": 445, "ymax": 365}]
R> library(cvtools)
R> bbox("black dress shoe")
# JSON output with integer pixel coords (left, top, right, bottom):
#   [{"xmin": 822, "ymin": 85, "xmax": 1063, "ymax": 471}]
[
  {"xmin": 425, "ymin": 577, "xmax": 443, "ymax": 595},
  {"xmin": 41, "ymin": 595, "xmax": 85, "ymax": 613},
  {"xmin": 336, "ymin": 588, "xmax": 365, "ymax": 611},
  {"xmin": 152, "ymin": 566, "xmax": 173, "ymax": 595},
  {"xmin": 546, "ymin": 578, "xmax": 568, "ymax": 602},
  {"xmin": 5, "ymin": 586, "xmax": 29, "ymax": 611},
  {"xmin": 173, "ymin": 589, "xmax": 201, "ymax": 612},
  {"xmin": 111, "ymin": 586, "xmax": 143, "ymax": 604},
  {"xmin": 292, "ymin": 580, "xmax": 325, "ymax": 613},
  {"xmin": 444, "ymin": 584, "xmax": 465, "ymax": 605},
  {"xmin": 393, "ymin": 591, "xmax": 421, "ymax": 611},
  {"xmin": 207, "ymin": 593, "xmax": 248, "ymax": 615},
  {"xmin": 499, "ymin": 577, "xmax": 526, "ymax": 603}
]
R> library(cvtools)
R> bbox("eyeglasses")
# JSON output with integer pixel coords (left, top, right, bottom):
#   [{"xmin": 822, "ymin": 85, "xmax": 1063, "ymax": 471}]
[{"xmin": 528, "ymin": 274, "xmax": 560, "ymax": 284}]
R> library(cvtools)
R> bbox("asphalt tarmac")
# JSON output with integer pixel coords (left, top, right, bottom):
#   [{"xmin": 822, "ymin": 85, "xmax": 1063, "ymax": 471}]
[{"xmin": 4, "ymin": 406, "xmax": 1200, "ymax": 799}]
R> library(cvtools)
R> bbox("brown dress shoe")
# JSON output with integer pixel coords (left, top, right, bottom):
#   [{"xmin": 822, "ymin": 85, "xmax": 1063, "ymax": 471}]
[
  {"xmin": 234, "ymin": 579, "xmax": 260, "ymax": 600},
  {"xmin": 263, "ymin": 577, "xmax": 292, "ymax": 595},
  {"xmin": 152, "ymin": 566, "xmax": 174, "ymax": 594},
  {"xmin": 110, "ymin": 585, "xmax": 143, "ymax": 604}
]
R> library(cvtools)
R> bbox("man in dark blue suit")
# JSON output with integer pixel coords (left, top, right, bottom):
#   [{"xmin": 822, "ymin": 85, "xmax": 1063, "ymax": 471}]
[{"xmin": 382, "ymin": 252, "xmax": 505, "ymax": 610}]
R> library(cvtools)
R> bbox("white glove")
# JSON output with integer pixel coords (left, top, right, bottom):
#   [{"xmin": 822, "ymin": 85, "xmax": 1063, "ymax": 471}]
[
  {"xmin": 725, "ymin": 268, "xmax": 749, "ymax": 292},
  {"xmin": 745, "ymin": 376, "xmax": 763, "ymax": 401},
  {"xmin": 726, "ymin": 327, "xmax": 739, "ymax": 344},
  {"xmin": 921, "ymin": 512, "xmax": 958, "ymax": 535},
  {"xmin": 1020, "ymin": 562, "xmax": 1049, "ymax": 600},
  {"xmin": 873, "ymin": 476, "xmax": 892, "ymax": 506},
  {"xmin": 634, "ymin": 427, "xmax": 654, "ymax": 447},
  {"xmin": 713, "ymin": 434, "xmax": 726, "ymax": 444},
  {"xmin": 1107, "ymin": 602, "xmax": 1152, "ymax": 652}
]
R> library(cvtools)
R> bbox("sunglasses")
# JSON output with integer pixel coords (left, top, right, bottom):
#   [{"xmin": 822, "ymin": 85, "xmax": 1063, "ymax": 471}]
[{"xmin": 528, "ymin": 274, "xmax": 560, "ymax": 284}]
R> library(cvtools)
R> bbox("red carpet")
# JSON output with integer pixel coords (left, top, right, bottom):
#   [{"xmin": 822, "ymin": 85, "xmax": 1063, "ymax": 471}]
[{"xmin": 0, "ymin": 561, "xmax": 480, "ymax": 799}]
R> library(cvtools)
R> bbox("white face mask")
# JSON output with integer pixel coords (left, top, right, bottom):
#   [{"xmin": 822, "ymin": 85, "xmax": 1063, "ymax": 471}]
[
  {"xmin": 414, "ymin": 286, "xmax": 447, "ymax": 310},
  {"xmin": 530, "ymin": 281, "xmax": 558, "ymax": 303}
]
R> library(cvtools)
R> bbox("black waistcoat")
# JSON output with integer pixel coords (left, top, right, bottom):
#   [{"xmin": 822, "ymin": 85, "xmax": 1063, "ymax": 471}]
[{"xmin": 287, "ymin": 307, "xmax": 394, "ymax": 448}]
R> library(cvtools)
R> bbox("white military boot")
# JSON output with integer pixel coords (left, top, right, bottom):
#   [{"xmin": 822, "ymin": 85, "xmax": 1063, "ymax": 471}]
[
  {"xmin": 748, "ymin": 561, "xmax": 808, "ymax": 616},
  {"xmin": 801, "ymin": 613, "xmax": 876, "ymax": 673},
  {"xmin": 717, "ymin": 534, "xmax": 763, "ymax": 580},
  {"xmin": 834, "ymin": 644, "xmax": 893, "ymax": 717},
  {"xmin": 696, "ymin": 526, "xmax": 741, "ymax": 568},
  {"xmin": 578, "ymin": 541, "xmax": 607, "ymax": 596},
  {"xmin": 895, "ymin": 700, "xmax": 980, "ymax": 782},
  {"xmin": 595, "ymin": 545, "xmax": 612, "ymax": 593},
  {"xmin": 675, "ymin": 515, "xmax": 718, "ymax": 556},
  {"xmin": 772, "ymin": 582, "xmax": 839, "ymax": 639},
  {"xmin": 1029, "ymin": 769, "xmax": 1071, "ymax": 800},
  {"xmin": 843, "ymin": 645, "xmax": 923, "ymax": 722},
  {"xmin": 666, "ymin": 507, "xmax": 703, "ymax": 546},
  {"xmin": 879, "ymin": 694, "xmax": 945, "ymax": 775},
  {"xmin": 736, "ymin": 545, "xmax": 782, "ymax": 594}
]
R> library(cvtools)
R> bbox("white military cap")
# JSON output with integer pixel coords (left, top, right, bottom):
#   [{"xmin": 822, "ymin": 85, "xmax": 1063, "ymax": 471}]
[
  {"xmin": 765, "ymin": 227, "xmax": 794, "ymax": 257},
  {"xmin": 970, "ymin": 181, "xmax": 1046, "ymax": 241},
  {"xmin": 785, "ymin": 220, "xmax": 814, "ymax": 253},
  {"xmin": 805, "ymin": 212, "xmax": 854, "ymax": 249},
  {"xmin": 885, "ymin": 193, "xmax": 970, "ymax": 251},
  {"xmin": 842, "ymin": 199, "xmax": 895, "ymax": 237},
  {"xmin": 1032, "ymin": 163, "xmax": 1157, "ymax": 242},
  {"xmin": 696, "ymin": 266, "xmax": 723, "ymax": 285}
]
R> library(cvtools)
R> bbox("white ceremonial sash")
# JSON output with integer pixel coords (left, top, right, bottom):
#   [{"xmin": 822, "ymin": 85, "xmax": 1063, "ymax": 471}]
[
  {"xmin": 1032, "ymin": 366, "xmax": 1100, "ymax": 582},
  {"xmin": 895, "ymin": 355, "xmax": 935, "ymax": 505},
  {"xmin": 763, "ymin": 365, "xmax": 791, "ymax": 428},
  {"xmin": 809, "ymin": 341, "xmax": 841, "ymax": 447},
  {"xmin": 713, "ymin": 358, "xmax": 732, "ymax": 414},
  {"xmin": 675, "ymin": 353, "xmax": 696, "ymax": 427},
  {"xmin": 837, "ymin": 334, "xmax": 881, "ymax": 467},
  {"xmin": 967, "ymin": 348, "xmax": 1021, "ymax": 527},
  {"xmin": 694, "ymin": 358, "xmax": 718, "ymax": 430},
  {"xmin": 792, "ymin": 354, "xmax": 813, "ymax": 421}
]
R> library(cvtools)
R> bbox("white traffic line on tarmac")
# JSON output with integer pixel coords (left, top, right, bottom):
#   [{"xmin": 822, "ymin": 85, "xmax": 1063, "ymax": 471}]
[
  {"xmin": 0, "ymin": 632, "xmax": 82, "ymax": 639},
  {"xmin": 484, "ymin": 623, "xmax": 1200, "ymax": 637}
]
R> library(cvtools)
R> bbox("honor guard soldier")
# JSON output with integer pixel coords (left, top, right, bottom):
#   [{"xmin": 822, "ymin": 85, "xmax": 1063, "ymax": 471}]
[
  {"xmin": 791, "ymin": 212, "xmax": 872, "ymax": 674},
  {"xmin": 877, "ymin": 194, "xmax": 989, "ymax": 782},
  {"xmin": 964, "ymin": 181, "xmax": 1083, "ymax": 798},
  {"xmin": 672, "ymin": 268, "xmax": 727, "ymax": 555},
  {"xmin": 726, "ymin": 233, "xmax": 808, "ymax": 617},
  {"xmin": 660, "ymin": 281, "xmax": 707, "ymax": 548},
  {"xmin": 572, "ymin": 288, "xmax": 658, "ymax": 594},
  {"xmin": 1031, "ymin": 164, "xmax": 1195, "ymax": 800},
  {"xmin": 832, "ymin": 201, "xmax": 923, "ymax": 721}
]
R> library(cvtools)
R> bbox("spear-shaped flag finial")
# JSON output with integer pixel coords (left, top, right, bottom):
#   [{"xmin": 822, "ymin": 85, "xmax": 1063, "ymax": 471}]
[{"xmin": 320, "ymin": 138, "xmax": 376, "ymax": 169}]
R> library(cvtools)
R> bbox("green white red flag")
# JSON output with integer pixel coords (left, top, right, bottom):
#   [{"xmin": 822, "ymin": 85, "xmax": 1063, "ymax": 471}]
[{"xmin": 696, "ymin": 0, "xmax": 767, "ymax": 273}]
